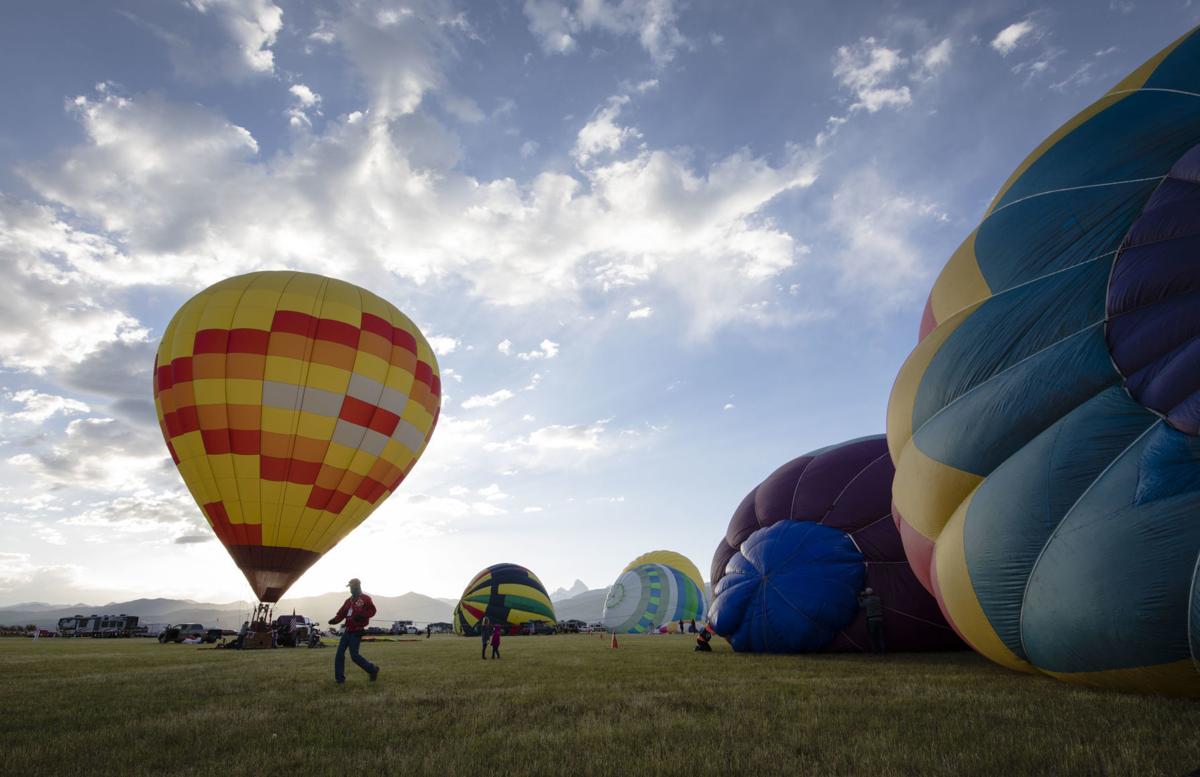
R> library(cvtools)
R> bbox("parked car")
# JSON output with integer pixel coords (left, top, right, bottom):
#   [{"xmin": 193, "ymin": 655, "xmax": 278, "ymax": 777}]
[
  {"xmin": 158, "ymin": 623, "xmax": 205, "ymax": 643},
  {"xmin": 204, "ymin": 628, "xmax": 229, "ymax": 644},
  {"xmin": 273, "ymin": 615, "xmax": 317, "ymax": 647}
]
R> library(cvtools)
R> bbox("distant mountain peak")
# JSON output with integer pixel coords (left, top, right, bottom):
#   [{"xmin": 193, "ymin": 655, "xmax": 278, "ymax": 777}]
[{"xmin": 550, "ymin": 579, "xmax": 589, "ymax": 602}]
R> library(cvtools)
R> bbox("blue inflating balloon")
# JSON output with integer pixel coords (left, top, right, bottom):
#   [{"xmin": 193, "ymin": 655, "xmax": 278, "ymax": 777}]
[{"xmin": 709, "ymin": 521, "xmax": 865, "ymax": 653}]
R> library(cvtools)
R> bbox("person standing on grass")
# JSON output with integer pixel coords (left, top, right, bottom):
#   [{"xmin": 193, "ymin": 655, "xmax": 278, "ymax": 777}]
[
  {"xmin": 490, "ymin": 623, "xmax": 502, "ymax": 659},
  {"xmin": 329, "ymin": 577, "xmax": 379, "ymax": 684},
  {"xmin": 858, "ymin": 587, "xmax": 885, "ymax": 654},
  {"xmin": 480, "ymin": 616, "xmax": 491, "ymax": 659}
]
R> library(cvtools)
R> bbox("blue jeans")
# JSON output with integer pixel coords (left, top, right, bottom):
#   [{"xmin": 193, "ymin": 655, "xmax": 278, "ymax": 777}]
[{"xmin": 335, "ymin": 632, "xmax": 377, "ymax": 682}]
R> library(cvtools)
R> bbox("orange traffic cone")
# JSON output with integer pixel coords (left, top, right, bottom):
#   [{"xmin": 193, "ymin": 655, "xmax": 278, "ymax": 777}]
[{"xmin": 611, "ymin": 631, "xmax": 618, "ymax": 649}]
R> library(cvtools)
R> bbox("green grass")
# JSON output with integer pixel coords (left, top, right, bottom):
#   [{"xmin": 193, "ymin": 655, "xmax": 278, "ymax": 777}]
[{"xmin": 2, "ymin": 635, "xmax": 1198, "ymax": 776}]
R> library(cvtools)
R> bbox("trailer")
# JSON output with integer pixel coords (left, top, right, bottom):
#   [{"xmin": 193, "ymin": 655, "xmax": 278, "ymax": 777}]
[{"xmin": 58, "ymin": 614, "xmax": 139, "ymax": 638}]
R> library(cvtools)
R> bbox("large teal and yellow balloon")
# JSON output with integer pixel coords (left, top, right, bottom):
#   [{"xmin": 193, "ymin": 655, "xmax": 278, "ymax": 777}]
[
  {"xmin": 888, "ymin": 28, "xmax": 1200, "ymax": 695},
  {"xmin": 601, "ymin": 550, "xmax": 707, "ymax": 633}
]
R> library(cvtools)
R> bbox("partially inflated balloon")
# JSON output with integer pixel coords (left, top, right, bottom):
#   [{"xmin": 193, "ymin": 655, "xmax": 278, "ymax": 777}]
[
  {"xmin": 888, "ymin": 28, "xmax": 1200, "ymax": 694},
  {"xmin": 602, "ymin": 550, "xmax": 707, "ymax": 634},
  {"xmin": 154, "ymin": 271, "xmax": 440, "ymax": 602},
  {"xmin": 709, "ymin": 436, "xmax": 961, "ymax": 653},
  {"xmin": 453, "ymin": 563, "xmax": 557, "ymax": 636}
]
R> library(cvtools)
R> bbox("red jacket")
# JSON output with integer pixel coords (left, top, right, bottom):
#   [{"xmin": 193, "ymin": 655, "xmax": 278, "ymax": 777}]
[{"xmin": 331, "ymin": 593, "xmax": 377, "ymax": 633}]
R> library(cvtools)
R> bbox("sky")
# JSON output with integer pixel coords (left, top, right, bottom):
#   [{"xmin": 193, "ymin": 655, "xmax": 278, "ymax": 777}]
[{"xmin": 0, "ymin": 0, "xmax": 1196, "ymax": 608}]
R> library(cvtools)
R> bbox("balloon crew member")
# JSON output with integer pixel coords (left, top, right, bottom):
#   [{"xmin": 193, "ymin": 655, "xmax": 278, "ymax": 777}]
[
  {"xmin": 329, "ymin": 578, "xmax": 379, "ymax": 684},
  {"xmin": 480, "ymin": 616, "xmax": 491, "ymax": 660},
  {"xmin": 858, "ymin": 588, "xmax": 885, "ymax": 654},
  {"xmin": 695, "ymin": 624, "xmax": 714, "ymax": 652},
  {"xmin": 490, "ymin": 623, "xmax": 502, "ymax": 659}
]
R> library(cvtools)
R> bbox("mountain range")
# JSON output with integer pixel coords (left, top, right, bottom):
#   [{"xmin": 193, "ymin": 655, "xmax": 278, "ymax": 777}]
[{"xmin": 0, "ymin": 586, "xmax": 615, "ymax": 630}]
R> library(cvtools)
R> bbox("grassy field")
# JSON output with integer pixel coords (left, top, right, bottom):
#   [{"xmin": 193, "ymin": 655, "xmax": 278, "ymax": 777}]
[{"xmin": 2, "ymin": 635, "xmax": 1198, "ymax": 777}]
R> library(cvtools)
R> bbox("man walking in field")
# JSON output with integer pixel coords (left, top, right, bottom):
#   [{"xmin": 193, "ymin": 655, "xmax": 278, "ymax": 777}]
[
  {"xmin": 479, "ymin": 616, "xmax": 491, "ymax": 659},
  {"xmin": 329, "ymin": 578, "xmax": 379, "ymax": 684}
]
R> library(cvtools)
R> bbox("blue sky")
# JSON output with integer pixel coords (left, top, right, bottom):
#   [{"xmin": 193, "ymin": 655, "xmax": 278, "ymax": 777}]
[{"xmin": 0, "ymin": 0, "xmax": 1195, "ymax": 606}]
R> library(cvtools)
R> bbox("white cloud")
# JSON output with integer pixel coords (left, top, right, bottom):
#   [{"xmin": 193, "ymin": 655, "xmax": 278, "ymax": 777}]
[
  {"xmin": 1012, "ymin": 48, "xmax": 1063, "ymax": 83},
  {"xmin": 3, "ymin": 391, "xmax": 90, "ymax": 423},
  {"xmin": 1051, "ymin": 62, "xmax": 1095, "ymax": 93},
  {"xmin": 723, "ymin": 403, "xmax": 734, "ymax": 411},
  {"xmin": 60, "ymin": 489, "xmax": 205, "ymax": 537},
  {"xmin": 287, "ymin": 83, "xmax": 322, "ymax": 128},
  {"xmin": 627, "ymin": 306, "xmax": 652, "ymax": 319},
  {"xmin": 0, "ymin": 199, "xmax": 151, "ymax": 374},
  {"xmin": 497, "ymin": 339, "xmax": 513, "ymax": 355},
  {"xmin": 524, "ymin": 373, "xmax": 542, "ymax": 391},
  {"xmin": 523, "ymin": 0, "xmax": 686, "ymax": 65},
  {"xmin": 573, "ymin": 95, "xmax": 641, "ymax": 164},
  {"xmin": 33, "ymin": 525, "xmax": 67, "ymax": 546},
  {"xmin": 823, "ymin": 166, "xmax": 949, "ymax": 309},
  {"xmin": 19, "ymin": 62, "xmax": 816, "ymax": 348},
  {"xmin": 991, "ymin": 19, "xmax": 1037, "ymax": 56},
  {"xmin": 478, "ymin": 483, "xmax": 508, "ymax": 501},
  {"xmin": 520, "ymin": 140, "xmax": 540, "ymax": 158},
  {"xmin": 482, "ymin": 420, "xmax": 652, "ymax": 470},
  {"xmin": 6, "ymin": 415, "xmax": 168, "ymax": 491},
  {"xmin": 917, "ymin": 38, "xmax": 953, "ymax": 77},
  {"xmin": 517, "ymin": 339, "xmax": 559, "ymax": 360},
  {"xmin": 188, "ymin": 0, "xmax": 283, "ymax": 76},
  {"xmin": 126, "ymin": 0, "xmax": 283, "ymax": 83},
  {"xmin": 289, "ymin": 83, "xmax": 319, "ymax": 107},
  {"xmin": 833, "ymin": 37, "xmax": 912, "ymax": 113},
  {"xmin": 443, "ymin": 93, "xmax": 485, "ymax": 123},
  {"xmin": 427, "ymin": 336, "xmax": 460, "ymax": 356},
  {"xmin": 460, "ymin": 389, "xmax": 515, "ymax": 409}
]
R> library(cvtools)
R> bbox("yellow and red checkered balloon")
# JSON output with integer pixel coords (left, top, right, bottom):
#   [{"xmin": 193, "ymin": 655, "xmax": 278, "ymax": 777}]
[{"xmin": 153, "ymin": 272, "xmax": 441, "ymax": 602}]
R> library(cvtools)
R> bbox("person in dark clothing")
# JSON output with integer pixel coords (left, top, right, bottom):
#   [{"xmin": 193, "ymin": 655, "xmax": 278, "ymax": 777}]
[
  {"xmin": 858, "ymin": 587, "xmax": 885, "ymax": 654},
  {"xmin": 689, "ymin": 619, "xmax": 697, "ymax": 634},
  {"xmin": 426, "ymin": 624, "xmax": 431, "ymax": 639},
  {"xmin": 490, "ymin": 624, "xmax": 501, "ymax": 659},
  {"xmin": 695, "ymin": 624, "xmax": 713, "ymax": 652},
  {"xmin": 329, "ymin": 578, "xmax": 379, "ymax": 684},
  {"xmin": 480, "ymin": 616, "xmax": 491, "ymax": 659}
]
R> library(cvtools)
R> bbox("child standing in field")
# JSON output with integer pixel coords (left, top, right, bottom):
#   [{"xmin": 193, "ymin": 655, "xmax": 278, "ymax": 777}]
[{"xmin": 490, "ymin": 624, "xmax": 501, "ymax": 659}]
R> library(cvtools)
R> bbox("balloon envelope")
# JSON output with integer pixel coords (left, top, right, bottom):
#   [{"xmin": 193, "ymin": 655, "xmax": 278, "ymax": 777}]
[
  {"xmin": 153, "ymin": 271, "xmax": 440, "ymax": 602},
  {"xmin": 711, "ymin": 521, "xmax": 864, "ymax": 652},
  {"xmin": 453, "ymin": 563, "xmax": 557, "ymax": 636},
  {"xmin": 602, "ymin": 551, "xmax": 707, "ymax": 634},
  {"xmin": 709, "ymin": 435, "xmax": 961, "ymax": 653},
  {"xmin": 888, "ymin": 28, "xmax": 1200, "ymax": 694}
]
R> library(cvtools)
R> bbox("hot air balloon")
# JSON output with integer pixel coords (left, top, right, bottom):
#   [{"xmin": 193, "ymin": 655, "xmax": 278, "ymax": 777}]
[
  {"xmin": 887, "ymin": 28, "xmax": 1200, "ymax": 694},
  {"xmin": 453, "ymin": 563, "xmax": 557, "ymax": 636},
  {"xmin": 153, "ymin": 271, "xmax": 440, "ymax": 602},
  {"xmin": 601, "ymin": 550, "xmax": 707, "ymax": 634},
  {"xmin": 708, "ymin": 436, "xmax": 961, "ymax": 653}
]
